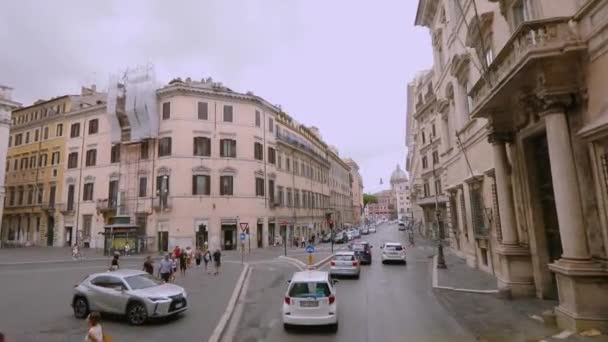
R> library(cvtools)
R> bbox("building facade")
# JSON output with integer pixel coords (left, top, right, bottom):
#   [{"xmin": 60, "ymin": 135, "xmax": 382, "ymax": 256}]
[
  {"xmin": 0, "ymin": 85, "xmax": 21, "ymax": 246},
  {"xmin": 390, "ymin": 165, "xmax": 409, "ymax": 221},
  {"xmin": 344, "ymin": 158, "xmax": 364, "ymax": 225},
  {"xmin": 2, "ymin": 87, "xmax": 104, "ymax": 247},
  {"xmin": 412, "ymin": 0, "xmax": 608, "ymax": 331},
  {"xmin": 1, "ymin": 78, "xmax": 359, "ymax": 252},
  {"xmin": 366, "ymin": 190, "xmax": 395, "ymax": 221}
]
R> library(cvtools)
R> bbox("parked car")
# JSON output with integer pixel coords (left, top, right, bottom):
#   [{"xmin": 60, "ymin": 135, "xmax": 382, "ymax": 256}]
[
  {"xmin": 380, "ymin": 242, "xmax": 406, "ymax": 265},
  {"xmin": 368, "ymin": 226, "xmax": 377, "ymax": 233},
  {"xmin": 361, "ymin": 227, "xmax": 369, "ymax": 235},
  {"xmin": 333, "ymin": 231, "xmax": 347, "ymax": 244},
  {"xmin": 72, "ymin": 270, "xmax": 188, "ymax": 325},
  {"xmin": 321, "ymin": 233, "xmax": 332, "ymax": 243},
  {"xmin": 351, "ymin": 241, "xmax": 372, "ymax": 265},
  {"xmin": 398, "ymin": 222, "xmax": 406, "ymax": 231},
  {"xmin": 283, "ymin": 270, "xmax": 339, "ymax": 332},
  {"xmin": 346, "ymin": 230, "xmax": 354, "ymax": 241},
  {"xmin": 329, "ymin": 251, "xmax": 360, "ymax": 278}
]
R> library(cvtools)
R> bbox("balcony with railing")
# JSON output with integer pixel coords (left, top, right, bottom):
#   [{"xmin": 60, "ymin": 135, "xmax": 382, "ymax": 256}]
[
  {"xmin": 153, "ymin": 196, "xmax": 173, "ymax": 212},
  {"xmin": 276, "ymin": 131, "xmax": 328, "ymax": 164},
  {"xmin": 470, "ymin": 17, "xmax": 586, "ymax": 115}
]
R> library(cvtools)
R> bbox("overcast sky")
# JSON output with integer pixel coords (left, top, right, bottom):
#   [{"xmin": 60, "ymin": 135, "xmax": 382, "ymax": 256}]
[{"xmin": 0, "ymin": 0, "xmax": 432, "ymax": 194}]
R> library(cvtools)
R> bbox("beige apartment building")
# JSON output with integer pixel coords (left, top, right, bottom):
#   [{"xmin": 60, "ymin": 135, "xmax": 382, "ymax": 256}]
[
  {"xmin": 0, "ymin": 85, "xmax": 21, "ymax": 246},
  {"xmin": 1, "ymin": 87, "xmax": 104, "ymax": 247},
  {"xmin": 344, "ymin": 158, "xmax": 364, "ymax": 226},
  {"xmin": 411, "ymin": 0, "xmax": 608, "ymax": 331}
]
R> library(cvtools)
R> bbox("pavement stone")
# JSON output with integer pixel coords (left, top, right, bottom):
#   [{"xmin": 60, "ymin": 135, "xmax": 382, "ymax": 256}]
[{"xmin": 437, "ymin": 251, "xmax": 498, "ymax": 291}]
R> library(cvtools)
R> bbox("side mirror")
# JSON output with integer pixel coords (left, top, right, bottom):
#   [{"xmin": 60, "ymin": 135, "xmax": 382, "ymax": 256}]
[
  {"xmin": 287, "ymin": 280, "xmax": 291, "ymax": 284},
  {"xmin": 380, "ymin": 246, "xmax": 384, "ymax": 249},
  {"xmin": 332, "ymin": 279, "xmax": 339, "ymax": 286}
]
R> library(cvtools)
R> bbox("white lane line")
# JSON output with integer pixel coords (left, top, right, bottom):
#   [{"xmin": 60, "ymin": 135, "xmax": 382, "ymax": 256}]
[
  {"xmin": 220, "ymin": 264, "xmax": 253, "ymax": 342},
  {"xmin": 208, "ymin": 263, "xmax": 251, "ymax": 342}
]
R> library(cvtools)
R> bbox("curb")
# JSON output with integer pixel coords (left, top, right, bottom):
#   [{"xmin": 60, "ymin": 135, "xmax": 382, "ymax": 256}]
[
  {"xmin": 277, "ymin": 256, "xmax": 306, "ymax": 270},
  {"xmin": 0, "ymin": 255, "xmax": 160, "ymax": 267},
  {"xmin": 431, "ymin": 255, "xmax": 499, "ymax": 294},
  {"xmin": 208, "ymin": 263, "xmax": 251, "ymax": 342}
]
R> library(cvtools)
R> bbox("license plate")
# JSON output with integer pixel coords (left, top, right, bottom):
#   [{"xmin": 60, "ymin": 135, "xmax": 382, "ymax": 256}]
[
  {"xmin": 300, "ymin": 300, "xmax": 319, "ymax": 307},
  {"xmin": 175, "ymin": 302, "xmax": 183, "ymax": 309}
]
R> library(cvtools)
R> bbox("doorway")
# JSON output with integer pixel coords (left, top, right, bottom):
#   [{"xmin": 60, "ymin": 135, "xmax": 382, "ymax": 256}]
[
  {"xmin": 157, "ymin": 231, "xmax": 168, "ymax": 252},
  {"xmin": 257, "ymin": 223, "xmax": 263, "ymax": 248},
  {"xmin": 222, "ymin": 224, "xmax": 236, "ymax": 250},
  {"xmin": 269, "ymin": 223, "xmax": 276, "ymax": 246},
  {"xmin": 196, "ymin": 223, "xmax": 208, "ymax": 249},
  {"xmin": 46, "ymin": 216, "xmax": 54, "ymax": 246},
  {"xmin": 65, "ymin": 226, "xmax": 73, "ymax": 247},
  {"xmin": 530, "ymin": 133, "xmax": 563, "ymax": 298}
]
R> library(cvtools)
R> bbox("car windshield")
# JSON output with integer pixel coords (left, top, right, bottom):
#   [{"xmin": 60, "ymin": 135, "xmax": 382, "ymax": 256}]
[
  {"xmin": 288, "ymin": 282, "xmax": 331, "ymax": 298},
  {"xmin": 385, "ymin": 245, "xmax": 403, "ymax": 251},
  {"xmin": 124, "ymin": 274, "xmax": 164, "ymax": 290},
  {"xmin": 334, "ymin": 254, "xmax": 355, "ymax": 261}
]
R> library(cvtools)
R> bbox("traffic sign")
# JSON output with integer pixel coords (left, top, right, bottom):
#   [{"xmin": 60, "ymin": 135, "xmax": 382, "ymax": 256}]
[
  {"xmin": 240, "ymin": 222, "xmax": 249, "ymax": 232},
  {"xmin": 306, "ymin": 245, "xmax": 314, "ymax": 254},
  {"xmin": 240, "ymin": 232, "xmax": 247, "ymax": 241}
]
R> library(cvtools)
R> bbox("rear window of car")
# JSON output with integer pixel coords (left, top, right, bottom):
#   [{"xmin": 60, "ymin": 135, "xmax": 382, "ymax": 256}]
[
  {"xmin": 288, "ymin": 282, "xmax": 331, "ymax": 298},
  {"xmin": 352, "ymin": 244, "xmax": 366, "ymax": 251},
  {"xmin": 385, "ymin": 245, "xmax": 403, "ymax": 251},
  {"xmin": 334, "ymin": 254, "xmax": 355, "ymax": 261}
]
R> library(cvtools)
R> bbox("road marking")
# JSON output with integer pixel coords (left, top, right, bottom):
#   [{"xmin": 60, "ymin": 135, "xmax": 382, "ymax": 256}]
[
  {"xmin": 208, "ymin": 263, "xmax": 251, "ymax": 342},
  {"xmin": 220, "ymin": 264, "xmax": 253, "ymax": 342}
]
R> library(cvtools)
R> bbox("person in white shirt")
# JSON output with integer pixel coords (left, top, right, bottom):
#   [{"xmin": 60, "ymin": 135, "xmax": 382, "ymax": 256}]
[{"xmin": 85, "ymin": 312, "xmax": 103, "ymax": 342}]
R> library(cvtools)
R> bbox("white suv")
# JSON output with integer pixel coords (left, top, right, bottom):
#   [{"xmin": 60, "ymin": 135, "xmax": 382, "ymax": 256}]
[
  {"xmin": 381, "ymin": 242, "xmax": 406, "ymax": 264},
  {"xmin": 282, "ymin": 270, "xmax": 339, "ymax": 332}
]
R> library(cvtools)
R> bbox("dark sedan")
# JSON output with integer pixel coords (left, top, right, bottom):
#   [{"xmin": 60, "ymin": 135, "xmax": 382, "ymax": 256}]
[{"xmin": 351, "ymin": 242, "xmax": 373, "ymax": 265}]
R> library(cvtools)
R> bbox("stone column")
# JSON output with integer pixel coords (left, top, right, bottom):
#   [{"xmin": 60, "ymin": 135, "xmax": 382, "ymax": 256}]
[
  {"xmin": 488, "ymin": 133, "xmax": 518, "ymax": 245},
  {"xmin": 543, "ymin": 107, "xmax": 590, "ymax": 260}
]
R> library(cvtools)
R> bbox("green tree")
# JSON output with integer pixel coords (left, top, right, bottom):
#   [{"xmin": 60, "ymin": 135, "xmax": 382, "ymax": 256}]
[{"xmin": 363, "ymin": 193, "xmax": 378, "ymax": 206}]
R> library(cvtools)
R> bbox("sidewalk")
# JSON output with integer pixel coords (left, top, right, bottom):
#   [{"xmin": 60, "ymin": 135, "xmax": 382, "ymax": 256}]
[{"xmin": 417, "ymin": 236, "xmax": 608, "ymax": 341}]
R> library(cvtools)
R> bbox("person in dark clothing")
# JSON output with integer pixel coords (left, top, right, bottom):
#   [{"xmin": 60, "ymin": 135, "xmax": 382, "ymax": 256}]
[
  {"xmin": 212, "ymin": 249, "xmax": 221, "ymax": 275},
  {"xmin": 109, "ymin": 253, "xmax": 119, "ymax": 271},
  {"xmin": 179, "ymin": 251, "xmax": 188, "ymax": 276},
  {"xmin": 195, "ymin": 248, "xmax": 202, "ymax": 268},
  {"xmin": 142, "ymin": 256, "xmax": 154, "ymax": 275}
]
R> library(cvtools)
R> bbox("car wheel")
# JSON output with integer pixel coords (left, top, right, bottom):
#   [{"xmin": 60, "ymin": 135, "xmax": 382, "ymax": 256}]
[
  {"xmin": 73, "ymin": 296, "xmax": 89, "ymax": 319},
  {"xmin": 330, "ymin": 322, "xmax": 339, "ymax": 333},
  {"xmin": 381, "ymin": 260, "xmax": 386, "ymax": 265},
  {"xmin": 127, "ymin": 302, "xmax": 148, "ymax": 325},
  {"xmin": 283, "ymin": 323, "xmax": 292, "ymax": 331},
  {"xmin": 354, "ymin": 274, "xmax": 360, "ymax": 279}
]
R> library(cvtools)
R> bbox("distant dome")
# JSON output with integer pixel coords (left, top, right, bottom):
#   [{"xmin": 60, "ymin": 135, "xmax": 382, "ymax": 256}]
[{"xmin": 390, "ymin": 164, "xmax": 408, "ymax": 183}]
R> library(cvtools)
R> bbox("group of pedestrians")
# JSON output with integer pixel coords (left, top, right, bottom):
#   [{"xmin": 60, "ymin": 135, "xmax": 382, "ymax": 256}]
[{"xmin": 136, "ymin": 245, "xmax": 223, "ymax": 283}]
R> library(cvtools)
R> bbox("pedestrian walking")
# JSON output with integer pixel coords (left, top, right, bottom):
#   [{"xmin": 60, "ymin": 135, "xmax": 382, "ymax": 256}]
[
  {"xmin": 301, "ymin": 236, "xmax": 305, "ymax": 248},
  {"xmin": 84, "ymin": 312, "xmax": 104, "ymax": 342},
  {"xmin": 203, "ymin": 249, "xmax": 211, "ymax": 273},
  {"xmin": 185, "ymin": 246, "xmax": 193, "ymax": 268},
  {"xmin": 142, "ymin": 256, "xmax": 154, "ymax": 275},
  {"xmin": 109, "ymin": 253, "xmax": 119, "ymax": 271},
  {"xmin": 170, "ymin": 254, "xmax": 178, "ymax": 281},
  {"xmin": 173, "ymin": 245, "xmax": 181, "ymax": 259},
  {"xmin": 194, "ymin": 248, "xmax": 202, "ymax": 268},
  {"xmin": 179, "ymin": 250, "xmax": 188, "ymax": 277},
  {"xmin": 158, "ymin": 254, "xmax": 173, "ymax": 282},
  {"xmin": 123, "ymin": 243, "xmax": 130, "ymax": 256},
  {"xmin": 72, "ymin": 245, "xmax": 81, "ymax": 260},
  {"xmin": 212, "ymin": 249, "xmax": 222, "ymax": 275}
]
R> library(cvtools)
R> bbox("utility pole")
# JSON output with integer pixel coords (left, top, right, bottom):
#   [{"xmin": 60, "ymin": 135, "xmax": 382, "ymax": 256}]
[{"xmin": 431, "ymin": 135, "xmax": 447, "ymax": 269}]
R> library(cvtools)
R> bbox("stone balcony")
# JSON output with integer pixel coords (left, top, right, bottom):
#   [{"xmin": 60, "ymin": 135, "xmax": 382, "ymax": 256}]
[{"xmin": 470, "ymin": 17, "xmax": 586, "ymax": 121}]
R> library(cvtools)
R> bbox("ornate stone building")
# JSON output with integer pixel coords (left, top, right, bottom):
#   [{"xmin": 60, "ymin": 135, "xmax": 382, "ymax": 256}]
[
  {"xmin": 390, "ymin": 164, "xmax": 409, "ymax": 221},
  {"xmin": 0, "ymin": 85, "xmax": 21, "ymax": 246},
  {"xmin": 412, "ymin": 0, "xmax": 608, "ymax": 331}
]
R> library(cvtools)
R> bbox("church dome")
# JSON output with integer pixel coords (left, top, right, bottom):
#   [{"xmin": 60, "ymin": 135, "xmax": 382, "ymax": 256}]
[{"xmin": 390, "ymin": 164, "xmax": 408, "ymax": 183}]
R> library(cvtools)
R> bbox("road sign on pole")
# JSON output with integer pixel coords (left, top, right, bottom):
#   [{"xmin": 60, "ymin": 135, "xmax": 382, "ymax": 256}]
[
  {"xmin": 240, "ymin": 222, "xmax": 249, "ymax": 233},
  {"xmin": 240, "ymin": 232, "xmax": 247, "ymax": 241},
  {"xmin": 306, "ymin": 245, "xmax": 314, "ymax": 254}
]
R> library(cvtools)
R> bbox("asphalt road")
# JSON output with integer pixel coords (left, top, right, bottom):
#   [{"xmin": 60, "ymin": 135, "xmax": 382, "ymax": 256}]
[
  {"xmin": 0, "ymin": 258, "xmax": 243, "ymax": 342},
  {"xmin": 233, "ymin": 223, "xmax": 475, "ymax": 342}
]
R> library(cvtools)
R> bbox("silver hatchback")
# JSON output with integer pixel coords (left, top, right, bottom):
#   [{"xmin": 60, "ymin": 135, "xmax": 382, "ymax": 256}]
[
  {"xmin": 72, "ymin": 269, "xmax": 188, "ymax": 325},
  {"xmin": 329, "ymin": 251, "xmax": 360, "ymax": 279}
]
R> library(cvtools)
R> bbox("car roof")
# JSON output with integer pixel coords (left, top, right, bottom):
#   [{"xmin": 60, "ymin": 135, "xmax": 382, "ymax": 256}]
[
  {"xmin": 334, "ymin": 251, "xmax": 356, "ymax": 256},
  {"xmin": 354, "ymin": 241, "xmax": 369, "ymax": 245},
  {"xmin": 384, "ymin": 242, "xmax": 403, "ymax": 246},
  {"xmin": 291, "ymin": 270, "xmax": 330, "ymax": 282},
  {"xmin": 89, "ymin": 269, "xmax": 146, "ymax": 279}
]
